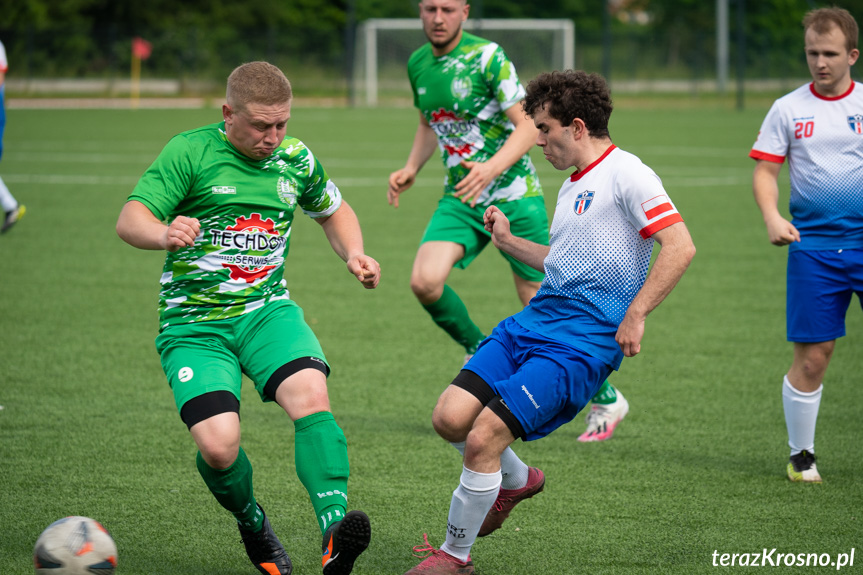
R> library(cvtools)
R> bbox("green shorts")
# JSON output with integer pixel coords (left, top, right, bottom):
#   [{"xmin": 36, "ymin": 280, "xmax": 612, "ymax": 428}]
[
  {"xmin": 421, "ymin": 195, "xmax": 549, "ymax": 282},
  {"xmin": 154, "ymin": 299, "xmax": 328, "ymax": 413}
]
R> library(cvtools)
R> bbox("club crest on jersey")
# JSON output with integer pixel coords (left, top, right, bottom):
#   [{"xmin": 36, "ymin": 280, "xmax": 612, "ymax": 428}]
[
  {"xmin": 451, "ymin": 76, "xmax": 473, "ymax": 100},
  {"xmin": 277, "ymin": 176, "xmax": 297, "ymax": 207},
  {"xmin": 848, "ymin": 114, "xmax": 863, "ymax": 134},
  {"xmin": 574, "ymin": 191, "xmax": 595, "ymax": 215}
]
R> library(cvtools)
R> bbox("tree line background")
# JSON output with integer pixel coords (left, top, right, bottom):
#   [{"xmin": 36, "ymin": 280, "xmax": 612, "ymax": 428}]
[{"xmin": 2, "ymin": 0, "xmax": 861, "ymax": 100}]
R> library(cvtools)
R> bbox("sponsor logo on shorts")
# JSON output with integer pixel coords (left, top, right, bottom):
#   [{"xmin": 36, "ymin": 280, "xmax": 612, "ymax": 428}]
[
  {"xmin": 178, "ymin": 367, "xmax": 194, "ymax": 382},
  {"xmin": 211, "ymin": 186, "xmax": 237, "ymax": 194},
  {"xmin": 521, "ymin": 385, "xmax": 540, "ymax": 409}
]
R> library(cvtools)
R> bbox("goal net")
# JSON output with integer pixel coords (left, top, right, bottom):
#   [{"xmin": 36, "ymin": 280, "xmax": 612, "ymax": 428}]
[{"xmin": 353, "ymin": 18, "xmax": 575, "ymax": 106}]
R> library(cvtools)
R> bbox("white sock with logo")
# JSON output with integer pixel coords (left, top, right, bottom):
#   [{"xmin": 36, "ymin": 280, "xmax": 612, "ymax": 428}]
[
  {"xmin": 451, "ymin": 442, "xmax": 528, "ymax": 490},
  {"xmin": 440, "ymin": 466, "xmax": 501, "ymax": 562},
  {"xmin": 783, "ymin": 375, "xmax": 822, "ymax": 456}
]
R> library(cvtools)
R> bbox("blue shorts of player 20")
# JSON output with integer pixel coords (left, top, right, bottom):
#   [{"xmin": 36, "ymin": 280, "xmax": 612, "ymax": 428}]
[{"xmin": 787, "ymin": 248, "xmax": 863, "ymax": 343}]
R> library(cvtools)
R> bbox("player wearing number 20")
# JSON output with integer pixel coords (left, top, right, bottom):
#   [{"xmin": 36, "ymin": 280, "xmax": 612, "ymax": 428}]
[{"xmin": 750, "ymin": 7, "xmax": 863, "ymax": 484}]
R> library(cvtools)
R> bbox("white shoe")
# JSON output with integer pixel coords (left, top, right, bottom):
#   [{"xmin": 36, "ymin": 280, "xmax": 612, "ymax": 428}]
[{"xmin": 578, "ymin": 391, "xmax": 629, "ymax": 442}]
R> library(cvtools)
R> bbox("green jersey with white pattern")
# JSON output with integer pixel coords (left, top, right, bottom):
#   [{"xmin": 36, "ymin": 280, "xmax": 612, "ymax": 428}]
[
  {"xmin": 408, "ymin": 31, "xmax": 542, "ymax": 206},
  {"xmin": 129, "ymin": 122, "xmax": 341, "ymax": 330}
]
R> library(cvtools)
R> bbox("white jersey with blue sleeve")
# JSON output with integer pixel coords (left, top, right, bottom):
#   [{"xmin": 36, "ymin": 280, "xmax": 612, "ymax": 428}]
[
  {"xmin": 513, "ymin": 145, "xmax": 683, "ymax": 370},
  {"xmin": 749, "ymin": 82, "xmax": 863, "ymax": 251}
]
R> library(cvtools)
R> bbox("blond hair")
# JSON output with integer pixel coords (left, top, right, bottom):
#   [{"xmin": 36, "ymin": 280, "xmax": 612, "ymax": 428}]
[{"xmin": 226, "ymin": 62, "xmax": 292, "ymax": 112}]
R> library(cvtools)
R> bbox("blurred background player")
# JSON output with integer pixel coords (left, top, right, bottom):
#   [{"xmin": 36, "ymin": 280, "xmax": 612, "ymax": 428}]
[
  {"xmin": 750, "ymin": 7, "xmax": 863, "ymax": 484},
  {"xmin": 403, "ymin": 69, "xmax": 694, "ymax": 574},
  {"xmin": 0, "ymin": 38, "xmax": 25, "ymax": 233},
  {"xmin": 117, "ymin": 62, "xmax": 377, "ymax": 575},
  {"xmin": 386, "ymin": 0, "xmax": 629, "ymax": 443}
]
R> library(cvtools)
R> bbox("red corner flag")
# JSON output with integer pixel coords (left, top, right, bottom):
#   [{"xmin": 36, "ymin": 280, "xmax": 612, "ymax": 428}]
[{"xmin": 132, "ymin": 37, "xmax": 152, "ymax": 60}]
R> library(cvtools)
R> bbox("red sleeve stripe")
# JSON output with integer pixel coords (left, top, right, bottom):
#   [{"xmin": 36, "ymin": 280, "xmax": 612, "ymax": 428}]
[
  {"xmin": 644, "ymin": 202, "xmax": 674, "ymax": 220},
  {"xmin": 749, "ymin": 149, "xmax": 785, "ymax": 163},
  {"xmin": 639, "ymin": 213, "xmax": 683, "ymax": 239}
]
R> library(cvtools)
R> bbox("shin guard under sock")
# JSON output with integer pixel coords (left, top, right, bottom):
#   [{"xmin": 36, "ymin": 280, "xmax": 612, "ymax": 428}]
[
  {"xmin": 294, "ymin": 411, "xmax": 350, "ymax": 534},
  {"xmin": 196, "ymin": 447, "xmax": 263, "ymax": 531}
]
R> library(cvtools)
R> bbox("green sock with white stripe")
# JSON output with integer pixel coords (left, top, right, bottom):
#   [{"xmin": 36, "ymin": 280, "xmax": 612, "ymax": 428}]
[
  {"xmin": 196, "ymin": 447, "xmax": 264, "ymax": 532},
  {"xmin": 294, "ymin": 411, "xmax": 350, "ymax": 534},
  {"xmin": 591, "ymin": 380, "xmax": 618, "ymax": 405}
]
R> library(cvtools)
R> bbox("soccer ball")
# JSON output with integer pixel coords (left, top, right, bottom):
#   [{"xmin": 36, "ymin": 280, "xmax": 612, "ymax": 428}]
[{"xmin": 33, "ymin": 516, "xmax": 117, "ymax": 574}]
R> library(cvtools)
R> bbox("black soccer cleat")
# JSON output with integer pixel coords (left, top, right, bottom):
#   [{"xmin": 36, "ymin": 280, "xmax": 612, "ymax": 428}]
[
  {"xmin": 1, "ymin": 205, "xmax": 25, "ymax": 234},
  {"xmin": 238, "ymin": 505, "xmax": 293, "ymax": 575},
  {"xmin": 321, "ymin": 510, "xmax": 371, "ymax": 575}
]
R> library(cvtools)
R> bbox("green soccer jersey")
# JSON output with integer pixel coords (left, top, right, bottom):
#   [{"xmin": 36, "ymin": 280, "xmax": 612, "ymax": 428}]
[
  {"xmin": 129, "ymin": 122, "xmax": 341, "ymax": 329},
  {"xmin": 408, "ymin": 31, "xmax": 542, "ymax": 206}
]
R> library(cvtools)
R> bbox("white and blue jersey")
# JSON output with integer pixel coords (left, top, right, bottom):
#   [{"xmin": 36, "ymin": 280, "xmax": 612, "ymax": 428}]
[
  {"xmin": 513, "ymin": 145, "xmax": 683, "ymax": 370},
  {"xmin": 750, "ymin": 82, "xmax": 863, "ymax": 252},
  {"xmin": 0, "ymin": 39, "xmax": 7, "ymax": 159}
]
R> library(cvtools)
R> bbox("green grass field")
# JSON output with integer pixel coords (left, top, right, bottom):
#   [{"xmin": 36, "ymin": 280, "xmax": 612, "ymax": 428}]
[{"xmin": 0, "ymin": 101, "xmax": 861, "ymax": 574}]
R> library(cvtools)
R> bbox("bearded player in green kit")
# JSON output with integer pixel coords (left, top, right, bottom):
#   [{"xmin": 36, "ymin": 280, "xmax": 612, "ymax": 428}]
[
  {"xmin": 117, "ymin": 62, "xmax": 377, "ymax": 575},
  {"xmin": 387, "ymin": 0, "xmax": 629, "ymax": 444}
]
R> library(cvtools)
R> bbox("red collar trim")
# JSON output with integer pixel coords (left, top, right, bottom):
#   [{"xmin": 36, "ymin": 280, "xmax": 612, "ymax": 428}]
[
  {"xmin": 809, "ymin": 81, "xmax": 855, "ymax": 101},
  {"xmin": 569, "ymin": 145, "xmax": 617, "ymax": 182}
]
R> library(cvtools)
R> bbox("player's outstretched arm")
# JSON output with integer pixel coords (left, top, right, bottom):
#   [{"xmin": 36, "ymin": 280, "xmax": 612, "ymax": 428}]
[
  {"xmin": 317, "ymin": 200, "xmax": 381, "ymax": 289},
  {"xmin": 483, "ymin": 206, "xmax": 548, "ymax": 272},
  {"xmin": 616, "ymin": 221, "xmax": 695, "ymax": 357},
  {"xmin": 454, "ymin": 102, "xmax": 538, "ymax": 207},
  {"xmin": 387, "ymin": 113, "xmax": 438, "ymax": 208},
  {"xmin": 116, "ymin": 200, "xmax": 200, "ymax": 252},
  {"xmin": 752, "ymin": 159, "xmax": 800, "ymax": 246}
]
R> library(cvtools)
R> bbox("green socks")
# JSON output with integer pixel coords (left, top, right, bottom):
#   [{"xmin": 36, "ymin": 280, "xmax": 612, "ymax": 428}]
[
  {"xmin": 592, "ymin": 380, "xmax": 618, "ymax": 405},
  {"xmin": 294, "ymin": 411, "xmax": 350, "ymax": 534},
  {"xmin": 195, "ymin": 412, "xmax": 351, "ymax": 536},
  {"xmin": 196, "ymin": 447, "xmax": 264, "ymax": 532},
  {"xmin": 422, "ymin": 285, "xmax": 486, "ymax": 354}
]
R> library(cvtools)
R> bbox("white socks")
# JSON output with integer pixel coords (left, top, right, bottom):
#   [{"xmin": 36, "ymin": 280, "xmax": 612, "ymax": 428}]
[
  {"xmin": 450, "ymin": 442, "xmax": 528, "ymax": 489},
  {"xmin": 440, "ymin": 466, "xmax": 501, "ymax": 562},
  {"xmin": 499, "ymin": 446, "xmax": 529, "ymax": 489},
  {"xmin": 0, "ymin": 176, "xmax": 17, "ymax": 212},
  {"xmin": 783, "ymin": 375, "xmax": 822, "ymax": 456}
]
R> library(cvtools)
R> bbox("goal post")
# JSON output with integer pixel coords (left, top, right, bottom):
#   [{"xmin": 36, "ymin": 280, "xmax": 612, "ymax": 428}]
[{"xmin": 353, "ymin": 18, "xmax": 575, "ymax": 106}]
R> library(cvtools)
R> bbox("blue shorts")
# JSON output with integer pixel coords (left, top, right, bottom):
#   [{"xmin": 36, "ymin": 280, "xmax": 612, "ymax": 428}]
[
  {"xmin": 0, "ymin": 86, "xmax": 5, "ymax": 160},
  {"xmin": 787, "ymin": 248, "xmax": 863, "ymax": 343},
  {"xmin": 465, "ymin": 316, "xmax": 612, "ymax": 441}
]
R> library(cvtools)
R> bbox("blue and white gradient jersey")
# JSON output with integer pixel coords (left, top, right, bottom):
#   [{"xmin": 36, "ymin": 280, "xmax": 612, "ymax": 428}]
[
  {"xmin": 514, "ymin": 145, "xmax": 683, "ymax": 370},
  {"xmin": 750, "ymin": 82, "xmax": 863, "ymax": 252}
]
